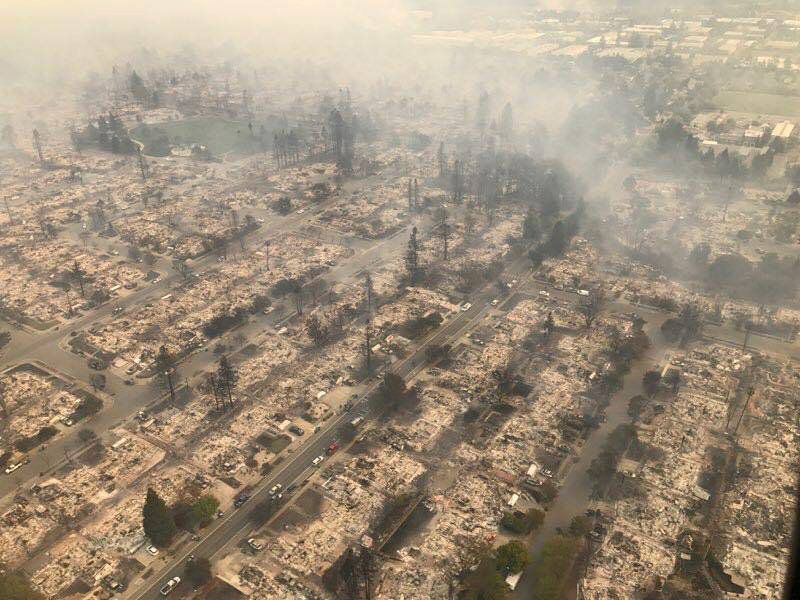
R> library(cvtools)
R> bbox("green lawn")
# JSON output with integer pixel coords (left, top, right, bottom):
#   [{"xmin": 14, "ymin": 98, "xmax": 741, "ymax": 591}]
[
  {"xmin": 131, "ymin": 116, "xmax": 294, "ymax": 157},
  {"xmin": 713, "ymin": 90, "xmax": 800, "ymax": 117}
]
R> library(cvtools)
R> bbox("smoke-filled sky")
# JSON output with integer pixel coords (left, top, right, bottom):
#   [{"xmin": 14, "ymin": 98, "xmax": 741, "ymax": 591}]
[{"xmin": 0, "ymin": 0, "xmax": 423, "ymax": 88}]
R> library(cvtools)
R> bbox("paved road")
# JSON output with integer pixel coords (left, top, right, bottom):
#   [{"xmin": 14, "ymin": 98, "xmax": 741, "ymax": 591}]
[
  {"xmin": 0, "ymin": 161, "xmax": 414, "ymax": 500},
  {"xmin": 511, "ymin": 306, "xmax": 672, "ymax": 598},
  {"xmin": 125, "ymin": 253, "xmax": 535, "ymax": 599},
  {"xmin": 0, "ymin": 204, "xmax": 327, "ymax": 499}
]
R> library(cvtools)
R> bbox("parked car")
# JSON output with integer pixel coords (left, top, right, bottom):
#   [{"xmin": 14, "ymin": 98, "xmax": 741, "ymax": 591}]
[
  {"xmin": 269, "ymin": 484, "xmax": 283, "ymax": 499},
  {"xmin": 312, "ymin": 455, "xmax": 325, "ymax": 466},
  {"xmin": 539, "ymin": 290, "xmax": 550, "ymax": 298},
  {"xmin": 247, "ymin": 538, "xmax": 264, "ymax": 552},
  {"xmin": 160, "ymin": 576, "xmax": 180, "ymax": 596},
  {"xmin": 234, "ymin": 494, "xmax": 250, "ymax": 508},
  {"xmin": 147, "ymin": 545, "xmax": 159, "ymax": 556},
  {"xmin": 289, "ymin": 424, "xmax": 304, "ymax": 436},
  {"xmin": 461, "ymin": 302, "xmax": 472, "ymax": 311},
  {"xmin": 4, "ymin": 462, "xmax": 22, "ymax": 475}
]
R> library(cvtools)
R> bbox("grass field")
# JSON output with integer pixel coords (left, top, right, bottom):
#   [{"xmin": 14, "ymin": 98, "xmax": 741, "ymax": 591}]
[
  {"xmin": 132, "ymin": 115, "xmax": 292, "ymax": 157},
  {"xmin": 713, "ymin": 90, "xmax": 800, "ymax": 117}
]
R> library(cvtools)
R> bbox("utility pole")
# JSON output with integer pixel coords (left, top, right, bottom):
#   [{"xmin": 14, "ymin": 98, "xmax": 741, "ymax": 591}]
[
  {"xmin": 413, "ymin": 178, "xmax": 419, "ymax": 211},
  {"xmin": 165, "ymin": 369, "xmax": 176, "ymax": 405},
  {"xmin": 209, "ymin": 373, "xmax": 220, "ymax": 410},
  {"xmin": 732, "ymin": 386, "xmax": 755, "ymax": 438},
  {"xmin": 364, "ymin": 328, "xmax": 373, "ymax": 373},
  {"xmin": 364, "ymin": 271, "xmax": 374, "ymax": 320},
  {"xmin": 722, "ymin": 184, "xmax": 733, "ymax": 223},
  {"xmin": 3, "ymin": 196, "xmax": 12, "ymax": 224},
  {"xmin": 32, "ymin": 129, "xmax": 44, "ymax": 165},
  {"xmin": 136, "ymin": 146, "xmax": 148, "ymax": 182},
  {"xmin": 723, "ymin": 387, "xmax": 733, "ymax": 430}
]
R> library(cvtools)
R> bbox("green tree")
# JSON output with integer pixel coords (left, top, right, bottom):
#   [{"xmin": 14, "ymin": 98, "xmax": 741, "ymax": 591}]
[
  {"xmin": 495, "ymin": 540, "xmax": 529, "ymax": 574},
  {"xmin": 192, "ymin": 495, "xmax": 220, "ymax": 526},
  {"xmin": 381, "ymin": 372, "xmax": 407, "ymax": 405},
  {"xmin": 405, "ymin": 227, "xmax": 420, "ymax": 282},
  {"xmin": 568, "ymin": 515, "xmax": 592, "ymax": 537},
  {"xmin": 522, "ymin": 207, "xmax": 540, "ymax": 241},
  {"xmin": 500, "ymin": 508, "xmax": 545, "ymax": 535},
  {"xmin": 532, "ymin": 535, "xmax": 579, "ymax": 600},
  {"xmin": 273, "ymin": 196, "xmax": 291, "ymax": 215},
  {"xmin": 217, "ymin": 355, "xmax": 237, "ymax": 406},
  {"xmin": 462, "ymin": 557, "xmax": 507, "ymax": 600},
  {"xmin": 143, "ymin": 487, "xmax": 177, "ymax": 547},
  {"xmin": 172, "ymin": 500, "xmax": 199, "ymax": 531},
  {"xmin": 642, "ymin": 370, "xmax": 661, "ymax": 397}
]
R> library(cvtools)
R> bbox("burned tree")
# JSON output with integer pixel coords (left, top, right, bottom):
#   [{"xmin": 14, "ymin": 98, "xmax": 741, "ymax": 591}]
[
  {"xmin": 306, "ymin": 314, "xmax": 329, "ymax": 347},
  {"xmin": 217, "ymin": 354, "xmax": 237, "ymax": 407},
  {"xmin": 208, "ymin": 372, "xmax": 223, "ymax": 411},
  {"xmin": 499, "ymin": 102, "xmax": 513, "ymax": 141},
  {"xmin": 32, "ymin": 128, "xmax": 44, "ymax": 165},
  {"xmin": 172, "ymin": 259, "xmax": 191, "ymax": 280},
  {"xmin": 437, "ymin": 142, "xmax": 446, "ymax": 179},
  {"xmin": 452, "ymin": 159, "xmax": 465, "ymax": 204},
  {"xmin": 291, "ymin": 279, "xmax": 304, "ymax": 315},
  {"xmin": 436, "ymin": 206, "xmax": 451, "ymax": 261},
  {"xmin": 543, "ymin": 311, "xmax": 555, "ymax": 337},
  {"xmin": 0, "ymin": 381, "xmax": 7, "ymax": 419},
  {"xmin": 464, "ymin": 201, "xmax": 476, "ymax": 236}
]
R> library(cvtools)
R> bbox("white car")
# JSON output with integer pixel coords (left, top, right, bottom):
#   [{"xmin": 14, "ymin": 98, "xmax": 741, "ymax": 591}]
[
  {"xmin": 312, "ymin": 455, "xmax": 325, "ymax": 466},
  {"xmin": 160, "ymin": 576, "xmax": 180, "ymax": 596},
  {"xmin": 297, "ymin": 208, "xmax": 305, "ymax": 214},
  {"xmin": 539, "ymin": 290, "xmax": 550, "ymax": 298},
  {"xmin": 4, "ymin": 462, "xmax": 21, "ymax": 475},
  {"xmin": 491, "ymin": 299, "xmax": 499, "ymax": 306},
  {"xmin": 269, "ymin": 484, "xmax": 283, "ymax": 498},
  {"xmin": 461, "ymin": 302, "xmax": 472, "ymax": 312},
  {"xmin": 248, "ymin": 538, "xmax": 264, "ymax": 551},
  {"xmin": 577, "ymin": 289, "xmax": 590, "ymax": 296},
  {"xmin": 147, "ymin": 545, "xmax": 159, "ymax": 556}
]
